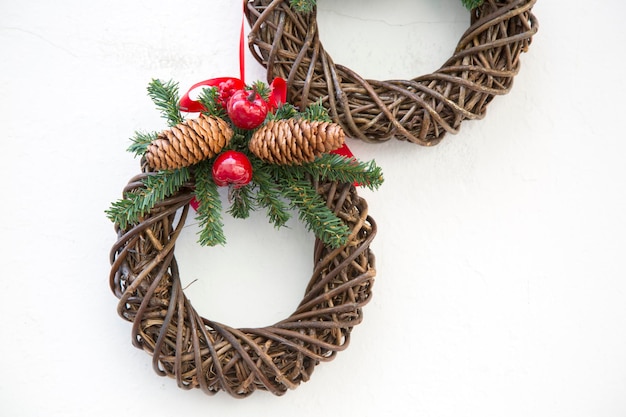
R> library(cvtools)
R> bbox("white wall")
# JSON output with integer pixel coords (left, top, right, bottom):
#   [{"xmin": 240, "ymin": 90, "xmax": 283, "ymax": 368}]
[{"xmin": 2, "ymin": 1, "xmax": 626, "ymax": 416}]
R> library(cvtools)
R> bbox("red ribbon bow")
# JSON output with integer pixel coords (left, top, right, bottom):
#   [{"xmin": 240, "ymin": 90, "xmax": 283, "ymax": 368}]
[{"xmin": 180, "ymin": 77, "xmax": 287, "ymax": 114}]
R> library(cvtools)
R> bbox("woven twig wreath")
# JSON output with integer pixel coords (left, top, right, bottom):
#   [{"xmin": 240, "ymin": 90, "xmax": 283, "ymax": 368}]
[
  {"xmin": 109, "ymin": 166, "xmax": 376, "ymax": 397},
  {"xmin": 245, "ymin": 0, "xmax": 538, "ymax": 145}
]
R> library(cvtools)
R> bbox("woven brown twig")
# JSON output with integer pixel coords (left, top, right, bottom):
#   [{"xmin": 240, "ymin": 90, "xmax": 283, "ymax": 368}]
[
  {"xmin": 146, "ymin": 114, "xmax": 233, "ymax": 171},
  {"xmin": 109, "ymin": 165, "xmax": 376, "ymax": 397},
  {"xmin": 249, "ymin": 119, "xmax": 345, "ymax": 164},
  {"xmin": 245, "ymin": 0, "xmax": 538, "ymax": 145}
]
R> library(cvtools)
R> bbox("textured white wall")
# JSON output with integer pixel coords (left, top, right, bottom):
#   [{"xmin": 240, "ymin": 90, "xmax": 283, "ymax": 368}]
[{"xmin": 2, "ymin": 1, "xmax": 626, "ymax": 416}]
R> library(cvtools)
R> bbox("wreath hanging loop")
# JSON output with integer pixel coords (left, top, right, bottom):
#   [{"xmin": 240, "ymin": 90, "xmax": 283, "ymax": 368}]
[{"xmin": 245, "ymin": 0, "xmax": 538, "ymax": 145}]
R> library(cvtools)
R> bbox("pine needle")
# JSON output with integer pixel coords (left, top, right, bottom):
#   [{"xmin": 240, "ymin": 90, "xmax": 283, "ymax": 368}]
[
  {"xmin": 276, "ymin": 171, "xmax": 350, "ymax": 248},
  {"xmin": 127, "ymin": 131, "xmax": 158, "ymax": 157},
  {"xmin": 301, "ymin": 154, "xmax": 384, "ymax": 190},
  {"xmin": 147, "ymin": 79, "xmax": 183, "ymax": 126},
  {"xmin": 289, "ymin": 0, "xmax": 316, "ymax": 13},
  {"xmin": 197, "ymin": 86, "xmax": 227, "ymax": 119},
  {"xmin": 194, "ymin": 161, "xmax": 226, "ymax": 246},
  {"xmin": 301, "ymin": 100, "xmax": 331, "ymax": 122},
  {"xmin": 227, "ymin": 185, "xmax": 256, "ymax": 219},
  {"xmin": 106, "ymin": 168, "xmax": 190, "ymax": 229},
  {"xmin": 268, "ymin": 102, "xmax": 299, "ymax": 121},
  {"xmin": 252, "ymin": 165, "xmax": 291, "ymax": 228},
  {"xmin": 461, "ymin": 0, "xmax": 484, "ymax": 10}
]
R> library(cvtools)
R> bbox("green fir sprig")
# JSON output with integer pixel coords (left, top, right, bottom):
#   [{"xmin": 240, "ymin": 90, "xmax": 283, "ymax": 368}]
[
  {"xmin": 127, "ymin": 131, "xmax": 157, "ymax": 157},
  {"xmin": 276, "ymin": 172, "xmax": 350, "ymax": 248},
  {"xmin": 267, "ymin": 100, "xmax": 330, "ymax": 123},
  {"xmin": 301, "ymin": 99, "xmax": 331, "ymax": 122},
  {"xmin": 461, "ymin": 0, "xmax": 484, "ymax": 10},
  {"xmin": 194, "ymin": 161, "xmax": 226, "ymax": 246},
  {"xmin": 227, "ymin": 185, "xmax": 256, "ymax": 219},
  {"xmin": 106, "ymin": 167, "xmax": 190, "ymax": 230},
  {"xmin": 301, "ymin": 154, "xmax": 383, "ymax": 190},
  {"xmin": 267, "ymin": 102, "xmax": 299, "ymax": 121},
  {"xmin": 147, "ymin": 79, "xmax": 183, "ymax": 126},
  {"xmin": 197, "ymin": 86, "xmax": 227, "ymax": 120},
  {"xmin": 289, "ymin": 0, "xmax": 315, "ymax": 13},
  {"xmin": 251, "ymin": 163, "xmax": 292, "ymax": 228}
]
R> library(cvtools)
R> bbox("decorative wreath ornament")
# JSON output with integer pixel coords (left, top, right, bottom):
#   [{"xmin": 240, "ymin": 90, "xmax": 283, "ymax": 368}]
[
  {"xmin": 108, "ymin": 78, "xmax": 383, "ymax": 397},
  {"xmin": 245, "ymin": 0, "xmax": 538, "ymax": 145}
]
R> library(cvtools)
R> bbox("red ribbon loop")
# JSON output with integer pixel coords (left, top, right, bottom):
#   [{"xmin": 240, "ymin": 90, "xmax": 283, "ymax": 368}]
[
  {"xmin": 268, "ymin": 77, "xmax": 287, "ymax": 110},
  {"xmin": 179, "ymin": 76, "xmax": 288, "ymax": 115},
  {"xmin": 179, "ymin": 77, "xmax": 245, "ymax": 113}
]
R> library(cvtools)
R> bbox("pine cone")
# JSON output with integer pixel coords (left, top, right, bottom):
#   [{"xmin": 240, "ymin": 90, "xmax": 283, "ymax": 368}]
[
  {"xmin": 145, "ymin": 114, "xmax": 233, "ymax": 170},
  {"xmin": 249, "ymin": 119, "xmax": 345, "ymax": 165}
]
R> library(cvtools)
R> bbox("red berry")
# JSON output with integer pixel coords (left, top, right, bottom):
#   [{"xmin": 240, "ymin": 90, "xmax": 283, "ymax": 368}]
[
  {"xmin": 227, "ymin": 89, "xmax": 269, "ymax": 130},
  {"xmin": 212, "ymin": 150, "xmax": 253, "ymax": 187},
  {"xmin": 216, "ymin": 79, "xmax": 244, "ymax": 109}
]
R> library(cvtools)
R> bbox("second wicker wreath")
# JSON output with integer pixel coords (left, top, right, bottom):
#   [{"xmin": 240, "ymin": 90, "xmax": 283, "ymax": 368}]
[{"xmin": 245, "ymin": 0, "xmax": 538, "ymax": 145}]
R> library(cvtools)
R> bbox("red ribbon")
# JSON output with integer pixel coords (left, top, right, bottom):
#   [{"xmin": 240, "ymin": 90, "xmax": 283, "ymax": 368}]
[
  {"xmin": 267, "ymin": 77, "xmax": 287, "ymax": 110},
  {"xmin": 180, "ymin": 77, "xmax": 286, "ymax": 114},
  {"xmin": 179, "ymin": 77, "xmax": 244, "ymax": 113},
  {"xmin": 240, "ymin": 6, "xmax": 246, "ymax": 83},
  {"xmin": 331, "ymin": 143, "xmax": 354, "ymax": 159}
]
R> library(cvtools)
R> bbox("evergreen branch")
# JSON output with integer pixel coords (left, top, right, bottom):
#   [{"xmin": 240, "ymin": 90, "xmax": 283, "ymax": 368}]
[
  {"xmin": 147, "ymin": 79, "xmax": 183, "ymax": 126},
  {"xmin": 194, "ymin": 162, "xmax": 226, "ymax": 246},
  {"xmin": 276, "ymin": 170, "xmax": 350, "ymax": 248},
  {"xmin": 127, "ymin": 131, "xmax": 158, "ymax": 156},
  {"xmin": 250, "ymin": 80, "xmax": 271, "ymax": 101},
  {"xmin": 227, "ymin": 184, "xmax": 256, "ymax": 219},
  {"xmin": 224, "ymin": 131, "xmax": 250, "ymax": 153},
  {"xmin": 106, "ymin": 168, "xmax": 190, "ymax": 229},
  {"xmin": 197, "ymin": 86, "xmax": 227, "ymax": 119},
  {"xmin": 105, "ymin": 198, "xmax": 138, "ymax": 231},
  {"xmin": 252, "ymin": 164, "xmax": 291, "ymax": 228},
  {"xmin": 461, "ymin": 0, "xmax": 484, "ymax": 9},
  {"xmin": 301, "ymin": 154, "xmax": 384, "ymax": 190},
  {"xmin": 268, "ymin": 101, "xmax": 329, "ymax": 122},
  {"xmin": 302, "ymin": 100, "xmax": 331, "ymax": 122},
  {"xmin": 268, "ymin": 102, "xmax": 299, "ymax": 121},
  {"xmin": 289, "ymin": 0, "xmax": 316, "ymax": 13}
]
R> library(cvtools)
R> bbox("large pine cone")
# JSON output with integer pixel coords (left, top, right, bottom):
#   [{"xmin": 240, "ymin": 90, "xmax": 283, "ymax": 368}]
[
  {"xmin": 145, "ymin": 114, "xmax": 233, "ymax": 170},
  {"xmin": 249, "ymin": 119, "xmax": 345, "ymax": 165}
]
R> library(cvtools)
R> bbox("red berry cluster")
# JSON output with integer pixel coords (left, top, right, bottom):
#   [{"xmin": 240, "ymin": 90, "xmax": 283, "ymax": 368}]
[
  {"xmin": 209, "ymin": 79, "xmax": 285, "ymax": 188},
  {"xmin": 212, "ymin": 150, "xmax": 253, "ymax": 188}
]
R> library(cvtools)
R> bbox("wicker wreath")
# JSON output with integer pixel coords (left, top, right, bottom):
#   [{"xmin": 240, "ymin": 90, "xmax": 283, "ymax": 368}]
[
  {"xmin": 109, "ymin": 128, "xmax": 377, "ymax": 396},
  {"xmin": 245, "ymin": 0, "xmax": 538, "ymax": 145}
]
